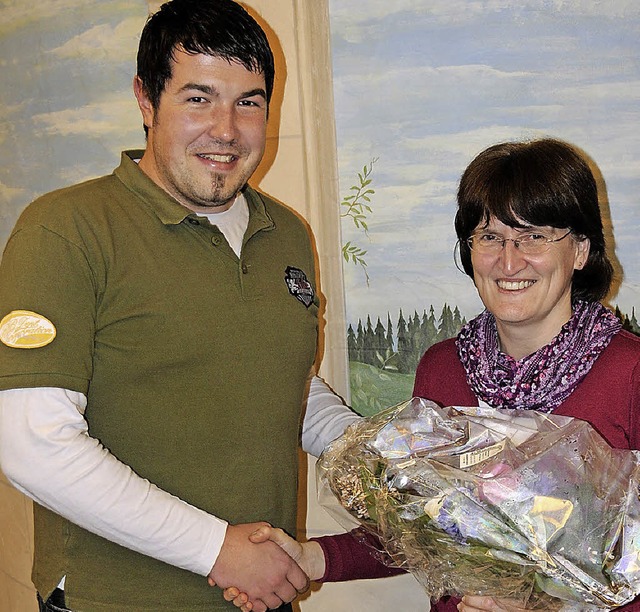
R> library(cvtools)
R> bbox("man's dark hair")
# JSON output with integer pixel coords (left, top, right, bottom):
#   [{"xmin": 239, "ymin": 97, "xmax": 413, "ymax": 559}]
[
  {"xmin": 136, "ymin": 0, "xmax": 275, "ymax": 111},
  {"xmin": 455, "ymin": 138, "xmax": 613, "ymax": 302}
]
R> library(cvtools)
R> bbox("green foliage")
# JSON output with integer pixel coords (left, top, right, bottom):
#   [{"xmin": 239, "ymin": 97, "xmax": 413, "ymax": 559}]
[
  {"xmin": 349, "ymin": 305, "xmax": 468, "ymax": 376},
  {"xmin": 341, "ymin": 158, "xmax": 377, "ymax": 233},
  {"xmin": 341, "ymin": 158, "xmax": 378, "ymax": 285},
  {"xmin": 615, "ymin": 306, "xmax": 640, "ymax": 336},
  {"xmin": 342, "ymin": 241, "xmax": 369, "ymax": 284}
]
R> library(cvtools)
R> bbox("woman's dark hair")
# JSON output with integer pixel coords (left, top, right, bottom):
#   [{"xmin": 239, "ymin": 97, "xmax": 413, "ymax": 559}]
[
  {"xmin": 455, "ymin": 138, "xmax": 613, "ymax": 302},
  {"xmin": 136, "ymin": 0, "xmax": 275, "ymax": 111}
]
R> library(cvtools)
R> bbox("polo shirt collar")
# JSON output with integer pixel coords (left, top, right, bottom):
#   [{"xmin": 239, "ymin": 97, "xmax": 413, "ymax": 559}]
[{"xmin": 115, "ymin": 150, "xmax": 275, "ymax": 233}]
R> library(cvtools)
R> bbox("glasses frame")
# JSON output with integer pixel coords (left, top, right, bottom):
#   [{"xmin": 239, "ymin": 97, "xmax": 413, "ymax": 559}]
[{"xmin": 465, "ymin": 229, "xmax": 573, "ymax": 255}]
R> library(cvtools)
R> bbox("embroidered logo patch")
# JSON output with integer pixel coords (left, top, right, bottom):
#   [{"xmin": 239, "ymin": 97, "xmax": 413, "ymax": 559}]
[
  {"xmin": 284, "ymin": 266, "xmax": 314, "ymax": 308},
  {"xmin": 0, "ymin": 310, "xmax": 57, "ymax": 349}
]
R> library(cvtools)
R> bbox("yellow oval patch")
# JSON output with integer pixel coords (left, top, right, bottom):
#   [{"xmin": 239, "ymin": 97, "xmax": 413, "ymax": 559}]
[{"xmin": 0, "ymin": 310, "xmax": 57, "ymax": 349}]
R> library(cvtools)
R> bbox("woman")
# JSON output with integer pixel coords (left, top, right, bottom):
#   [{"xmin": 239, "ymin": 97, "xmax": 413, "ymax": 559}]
[{"xmin": 223, "ymin": 138, "xmax": 640, "ymax": 612}]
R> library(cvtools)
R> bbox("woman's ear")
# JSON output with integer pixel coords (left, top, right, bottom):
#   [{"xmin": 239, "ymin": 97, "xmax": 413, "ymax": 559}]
[{"xmin": 574, "ymin": 237, "xmax": 591, "ymax": 270}]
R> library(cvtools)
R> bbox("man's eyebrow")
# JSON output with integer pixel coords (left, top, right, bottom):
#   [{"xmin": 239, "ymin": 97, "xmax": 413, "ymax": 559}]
[
  {"xmin": 179, "ymin": 83, "xmax": 216, "ymax": 95},
  {"xmin": 178, "ymin": 83, "xmax": 266, "ymax": 99},
  {"xmin": 241, "ymin": 88, "xmax": 267, "ymax": 99}
]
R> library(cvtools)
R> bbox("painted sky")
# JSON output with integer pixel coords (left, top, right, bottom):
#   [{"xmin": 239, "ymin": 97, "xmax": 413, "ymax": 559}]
[
  {"xmin": 1, "ymin": 1, "xmax": 638, "ymax": 328},
  {"xmin": 0, "ymin": 0, "xmax": 149, "ymax": 248},
  {"xmin": 329, "ymin": 0, "xmax": 640, "ymax": 325}
]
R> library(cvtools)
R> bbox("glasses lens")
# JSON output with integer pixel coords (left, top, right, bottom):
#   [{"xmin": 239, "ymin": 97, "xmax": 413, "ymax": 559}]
[
  {"xmin": 469, "ymin": 230, "xmax": 570, "ymax": 254},
  {"xmin": 468, "ymin": 233, "xmax": 501, "ymax": 251},
  {"xmin": 518, "ymin": 235, "xmax": 549, "ymax": 254}
]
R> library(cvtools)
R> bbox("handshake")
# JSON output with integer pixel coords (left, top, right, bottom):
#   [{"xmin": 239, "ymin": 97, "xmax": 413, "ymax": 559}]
[
  {"xmin": 207, "ymin": 523, "xmax": 325, "ymax": 612},
  {"xmin": 206, "ymin": 523, "xmax": 538, "ymax": 612}
]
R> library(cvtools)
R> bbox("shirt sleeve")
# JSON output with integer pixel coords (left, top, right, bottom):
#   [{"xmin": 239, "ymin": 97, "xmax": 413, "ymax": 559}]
[
  {"xmin": 310, "ymin": 529, "xmax": 405, "ymax": 582},
  {"xmin": 301, "ymin": 375, "xmax": 360, "ymax": 457},
  {"xmin": 0, "ymin": 386, "xmax": 227, "ymax": 576},
  {"xmin": 0, "ymin": 225, "xmax": 98, "ymax": 392}
]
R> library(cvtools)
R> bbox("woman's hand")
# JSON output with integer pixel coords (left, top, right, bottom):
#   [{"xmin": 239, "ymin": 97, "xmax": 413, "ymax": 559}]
[
  {"xmin": 246, "ymin": 524, "xmax": 326, "ymax": 581},
  {"xmin": 210, "ymin": 525, "xmax": 326, "ymax": 611},
  {"xmin": 458, "ymin": 595, "xmax": 530, "ymax": 611}
]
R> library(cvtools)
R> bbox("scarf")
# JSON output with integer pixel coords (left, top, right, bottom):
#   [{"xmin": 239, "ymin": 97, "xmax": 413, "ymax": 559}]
[{"xmin": 456, "ymin": 300, "xmax": 622, "ymax": 412}]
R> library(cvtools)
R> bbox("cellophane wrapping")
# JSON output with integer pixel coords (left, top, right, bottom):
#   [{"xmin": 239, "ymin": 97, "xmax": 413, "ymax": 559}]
[{"xmin": 317, "ymin": 398, "xmax": 640, "ymax": 610}]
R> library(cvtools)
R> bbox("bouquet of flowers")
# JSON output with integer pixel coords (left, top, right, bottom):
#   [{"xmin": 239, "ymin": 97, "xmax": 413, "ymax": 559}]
[{"xmin": 317, "ymin": 398, "xmax": 640, "ymax": 610}]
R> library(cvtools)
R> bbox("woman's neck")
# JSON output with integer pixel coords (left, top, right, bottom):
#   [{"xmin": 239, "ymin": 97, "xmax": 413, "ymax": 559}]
[{"xmin": 496, "ymin": 316, "xmax": 571, "ymax": 360}]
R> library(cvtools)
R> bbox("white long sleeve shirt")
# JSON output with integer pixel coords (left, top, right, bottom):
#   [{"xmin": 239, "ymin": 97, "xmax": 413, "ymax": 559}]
[{"xmin": 0, "ymin": 376, "xmax": 359, "ymax": 577}]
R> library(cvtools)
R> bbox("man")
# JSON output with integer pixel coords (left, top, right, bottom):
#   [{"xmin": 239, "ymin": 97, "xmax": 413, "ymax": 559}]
[{"xmin": 0, "ymin": 1, "xmax": 358, "ymax": 610}]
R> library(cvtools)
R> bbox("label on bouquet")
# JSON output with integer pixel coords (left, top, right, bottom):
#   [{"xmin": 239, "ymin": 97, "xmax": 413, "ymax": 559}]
[{"xmin": 458, "ymin": 440, "xmax": 506, "ymax": 468}]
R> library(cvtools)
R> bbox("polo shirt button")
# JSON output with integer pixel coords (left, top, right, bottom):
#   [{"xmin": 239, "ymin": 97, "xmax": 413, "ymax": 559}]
[
  {"xmin": 211, "ymin": 236, "xmax": 221, "ymax": 246},
  {"xmin": 188, "ymin": 218, "xmax": 199, "ymax": 225},
  {"xmin": 241, "ymin": 263, "xmax": 249, "ymax": 274}
]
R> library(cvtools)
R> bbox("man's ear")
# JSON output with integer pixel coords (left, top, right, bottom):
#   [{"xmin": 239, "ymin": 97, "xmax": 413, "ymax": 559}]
[{"xmin": 133, "ymin": 76, "xmax": 155, "ymax": 130}]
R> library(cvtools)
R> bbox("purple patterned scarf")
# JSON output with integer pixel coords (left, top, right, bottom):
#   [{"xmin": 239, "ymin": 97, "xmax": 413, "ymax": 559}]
[{"xmin": 456, "ymin": 300, "xmax": 622, "ymax": 412}]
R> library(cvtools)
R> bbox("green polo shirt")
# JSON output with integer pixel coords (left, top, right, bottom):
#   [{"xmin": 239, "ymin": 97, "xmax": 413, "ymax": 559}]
[{"xmin": 0, "ymin": 151, "xmax": 319, "ymax": 610}]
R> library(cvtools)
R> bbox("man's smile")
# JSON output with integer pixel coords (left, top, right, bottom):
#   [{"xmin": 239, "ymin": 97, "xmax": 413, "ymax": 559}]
[{"xmin": 196, "ymin": 153, "xmax": 237, "ymax": 163}]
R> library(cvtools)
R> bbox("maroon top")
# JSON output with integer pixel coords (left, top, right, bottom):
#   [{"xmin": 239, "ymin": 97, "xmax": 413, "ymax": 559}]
[{"xmin": 316, "ymin": 330, "xmax": 640, "ymax": 611}]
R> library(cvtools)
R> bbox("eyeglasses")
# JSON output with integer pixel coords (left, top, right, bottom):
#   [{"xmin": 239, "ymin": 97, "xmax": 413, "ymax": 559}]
[{"xmin": 466, "ymin": 230, "xmax": 572, "ymax": 255}]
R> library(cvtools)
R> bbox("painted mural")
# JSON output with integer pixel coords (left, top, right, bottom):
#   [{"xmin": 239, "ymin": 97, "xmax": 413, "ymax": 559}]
[
  {"xmin": 0, "ymin": 1, "xmax": 150, "ymax": 251},
  {"xmin": 329, "ymin": 0, "xmax": 640, "ymax": 414},
  {"xmin": 1, "ymin": 1, "xmax": 639, "ymax": 419}
]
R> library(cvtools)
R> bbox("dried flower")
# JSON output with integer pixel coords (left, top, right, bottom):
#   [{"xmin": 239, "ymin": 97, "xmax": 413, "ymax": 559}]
[{"xmin": 317, "ymin": 398, "xmax": 640, "ymax": 610}]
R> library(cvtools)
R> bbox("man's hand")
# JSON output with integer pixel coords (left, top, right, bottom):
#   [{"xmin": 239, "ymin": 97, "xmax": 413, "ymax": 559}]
[
  {"xmin": 247, "ymin": 525, "xmax": 326, "ymax": 581},
  {"xmin": 207, "ymin": 522, "xmax": 309, "ymax": 612},
  {"xmin": 212, "ymin": 525, "xmax": 324, "ymax": 612},
  {"xmin": 458, "ymin": 595, "xmax": 530, "ymax": 611}
]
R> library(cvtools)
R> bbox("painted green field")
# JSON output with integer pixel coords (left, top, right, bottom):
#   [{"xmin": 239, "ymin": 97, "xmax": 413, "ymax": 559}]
[{"xmin": 348, "ymin": 361, "xmax": 414, "ymax": 417}]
